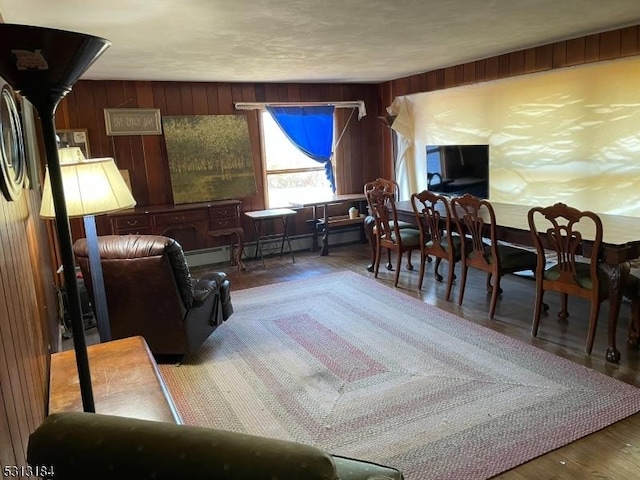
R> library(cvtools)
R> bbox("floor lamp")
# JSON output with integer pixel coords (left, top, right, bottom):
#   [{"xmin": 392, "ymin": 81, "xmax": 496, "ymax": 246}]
[
  {"xmin": 0, "ymin": 24, "xmax": 111, "ymax": 412},
  {"xmin": 40, "ymin": 148, "xmax": 136, "ymax": 343}
]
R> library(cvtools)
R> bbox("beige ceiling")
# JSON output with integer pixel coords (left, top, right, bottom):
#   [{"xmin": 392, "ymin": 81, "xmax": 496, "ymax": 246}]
[{"xmin": 1, "ymin": 0, "xmax": 640, "ymax": 84}]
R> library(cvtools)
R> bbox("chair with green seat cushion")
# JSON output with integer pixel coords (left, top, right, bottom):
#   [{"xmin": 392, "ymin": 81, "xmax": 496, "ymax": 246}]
[
  {"xmin": 528, "ymin": 202, "xmax": 609, "ymax": 354},
  {"xmin": 27, "ymin": 412, "xmax": 404, "ymax": 480},
  {"xmin": 366, "ymin": 188, "xmax": 421, "ymax": 288},
  {"xmin": 364, "ymin": 178, "xmax": 413, "ymax": 271},
  {"xmin": 411, "ymin": 190, "xmax": 462, "ymax": 299},
  {"xmin": 452, "ymin": 194, "xmax": 538, "ymax": 319}
]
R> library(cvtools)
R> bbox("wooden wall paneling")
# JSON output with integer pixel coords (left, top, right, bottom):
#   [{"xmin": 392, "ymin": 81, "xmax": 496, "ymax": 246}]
[
  {"xmin": 263, "ymin": 83, "xmax": 280, "ymax": 102},
  {"xmin": 163, "ymin": 82, "xmax": 184, "ymax": 115},
  {"xmin": 409, "ymin": 75, "xmax": 421, "ymax": 94},
  {"xmin": 497, "ymin": 53, "xmax": 511, "ymax": 77},
  {"xmin": 565, "ymin": 38, "xmax": 586, "ymax": 66},
  {"xmin": 55, "ymin": 96, "xmax": 71, "ymax": 128},
  {"xmin": 72, "ymin": 82, "xmax": 100, "ymax": 150},
  {"xmin": 0, "ymin": 387, "xmax": 17, "ymax": 468},
  {"xmin": 552, "ymin": 41, "xmax": 568, "ymax": 68},
  {"xmin": 336, "ymin": 108, "xmax": 353, "ymax": 193},
  {"xmin": 240, "ymin": 84, "xmax": 257, "ymax": 103},
  {"xmin": 620, "ymin": 26, "xmax": 639, "ymax": 56},
  {"xmin": 443, "ymin": 67, "xmax": 456, "ymax": 88},
  {"xmin": 8, "ymin": 201, "xmax": 42, "ymax": 426},
  {"xmin": 0, "ymin": 202, "xmax": 33, "ymax": 463},
  {"xmin": 426, "ymin": 71, "xmax": 439, "ymax": 92},
  {"xmin": 600, "ymin": 30, "xmax": 622, "ymax": 60},
  {"xmin": 254, "ymin": 83, "xmax": 267, "ymax": 103},
  {"xmin": 191, "ymin": 84, "xmax": 209, "ymax": 115},
  {"xmin": 3, "ymin": 201, "xmax": 39, "ymax": 426},
  {"xmin": 463, "ymin": 62, "xmax": 476, "ymax": 84},
  {"xmin": 88, "ymin": 82, "xmax": 111, "ymax": 157},
  {"xmin": 136, "ymin": 82, "xmax": 170, "ymax": 206},
  {"xmin": 523, "ymin": 48, "xmax": 537, "ymax": 72},
  {"xmin": 509, "ymin": 51, "xmax": 525, "ymax": 76},
  {"xmin": 205, "ymin": 83, "xmax": 221, "ymax": 113},
  {"xmin": 585, "ymin": 33, "xmax": 601, "ymax": 62},
  {"xmin": 216, "ymin": 83, "xmax": 234, "ymax": 114},
  {"xmin": 276, "ymin": 83, "xmax": 289, "ymax": 102},
  {"xmin": 180, "ymin": 84, "xmax": 194, "ymax": 114},
  {"xmin": 536, "ymin": 44, "xmax": 554, "ymax": 70},
  {"xmin": 418, "ymin": 73, "xmax": 429, "ymax": 93},
  {"xmin": 287, "ymin": 83, "xmax": 301, "ymax": 102},
  {"xmin": 485, "ymin": 56, "xmax": 500, "ymax": 81},
  {"xmin": 454, "ymin": 65, "xmax": 465, "ymax": 86}
]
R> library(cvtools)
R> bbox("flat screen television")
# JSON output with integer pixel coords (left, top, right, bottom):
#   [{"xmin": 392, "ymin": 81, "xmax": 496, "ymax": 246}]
[{"xmin": 426, "ymin": 145, "xmax": 489, "ymax": 198}]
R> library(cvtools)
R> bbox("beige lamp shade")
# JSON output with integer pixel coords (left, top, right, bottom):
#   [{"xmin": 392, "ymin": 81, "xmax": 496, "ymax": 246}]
[{"xmin": 40, "ymin": 155, "xmax": 136, "ymax": 218}]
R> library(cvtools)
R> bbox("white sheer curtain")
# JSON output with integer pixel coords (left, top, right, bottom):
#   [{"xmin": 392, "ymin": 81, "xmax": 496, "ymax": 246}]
[{"xmin": 387, "ymin": 96, "xmax": 427, "ymax": 201}]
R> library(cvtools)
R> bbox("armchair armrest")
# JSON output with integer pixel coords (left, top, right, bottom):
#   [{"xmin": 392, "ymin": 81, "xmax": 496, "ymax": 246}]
[
  {"xmin": 28, "ymin": 412, "xmax": 338, "ymax": 480},
  {"xmin": 192, "ymin": 272, "xmax": 228, "ymax": 306}
]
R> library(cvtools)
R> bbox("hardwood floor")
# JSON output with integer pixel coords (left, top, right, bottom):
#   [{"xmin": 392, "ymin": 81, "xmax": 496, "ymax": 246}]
[{"xmin": 194, "ymin": 242, "xmax": 640, "ymax": 480}]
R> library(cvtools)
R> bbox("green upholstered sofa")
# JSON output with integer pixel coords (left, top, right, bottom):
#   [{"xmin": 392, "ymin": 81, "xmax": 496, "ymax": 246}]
[{"xmin": 28, "ymin": 412, "xmax": 404, "ymax": 480}]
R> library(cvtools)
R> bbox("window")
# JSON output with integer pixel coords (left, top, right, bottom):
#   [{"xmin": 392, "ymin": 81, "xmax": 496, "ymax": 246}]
[{"xmin": 261, "ymin": 110, "xmax": 334, "ymax": 208}]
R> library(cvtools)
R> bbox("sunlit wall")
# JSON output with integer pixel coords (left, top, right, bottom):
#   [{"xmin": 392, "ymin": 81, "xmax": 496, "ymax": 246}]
[{"xmin": 406, "ymin": 56, "xmax": 640, "ymax": 216}]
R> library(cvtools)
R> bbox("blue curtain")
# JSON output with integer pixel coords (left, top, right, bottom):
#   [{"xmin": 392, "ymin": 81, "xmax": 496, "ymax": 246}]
[{"xmin": 266, "ymin": 105, "xmax": 336, "ymax": 192}]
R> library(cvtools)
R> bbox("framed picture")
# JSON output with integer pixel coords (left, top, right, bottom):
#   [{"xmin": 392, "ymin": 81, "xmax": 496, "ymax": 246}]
[
  {"xmin": 104, "ymin": 108, "xmax": 162, "ymax": 136},
  {"xmin": 57, "ymin": 128, "xmax": 91, "ymax": 158}
]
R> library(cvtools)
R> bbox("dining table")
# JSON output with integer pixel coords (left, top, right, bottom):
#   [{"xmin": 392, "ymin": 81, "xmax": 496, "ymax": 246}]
[{"xmin": 364, "ymin": 199, "xmax": 640, "ymax": 363}]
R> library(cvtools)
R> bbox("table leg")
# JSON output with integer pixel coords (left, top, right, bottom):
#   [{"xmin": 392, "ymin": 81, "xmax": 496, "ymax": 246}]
[
  {"xmin": 252, "ymin": 219, "xmax": 265, "ymax": 268},
  {"xmin": 310, "ymin": 205, "xmax": 319, "ymax": 252},
  {"xmin": 320, "ymin": 203, "xmax": 329, "ymax": 256},
  {"xmin": 281, "ymin": 216, "xmax": 295, "ymax": 263},
  {"xmin": 602, "ymin": 261, "xmax": 630, "ymax": 363}
]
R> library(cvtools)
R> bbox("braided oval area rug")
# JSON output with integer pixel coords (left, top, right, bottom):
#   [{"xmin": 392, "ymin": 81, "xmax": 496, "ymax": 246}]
[{"xmin": 158, "ymin": 271, "xmax": 640, "ymax": 480}]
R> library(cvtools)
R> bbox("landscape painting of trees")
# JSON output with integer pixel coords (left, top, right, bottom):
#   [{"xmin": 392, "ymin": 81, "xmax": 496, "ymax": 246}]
[{"xmin": 162, "ymin": 115, "xmax": 256, "ymax": 204}]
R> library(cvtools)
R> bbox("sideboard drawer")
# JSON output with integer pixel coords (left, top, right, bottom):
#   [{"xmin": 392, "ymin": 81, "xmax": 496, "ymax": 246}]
[
  {"xmin": 154, "ymin": 210, "xmax": 207, "ymax": 226},
  {"xmin": 117, "ymin": 227, "xmax": 154, "ymax": 236},
  {"xmin": 210, "ymin": 217, "xmax": 239, "ymax": 229},
  {"xmin": 115, "ymin": 215, "xmax": 149, "ymax": 229},
  {"xmin": 209, "ymin": 206, "xmax": 238, "ymax": 220}
]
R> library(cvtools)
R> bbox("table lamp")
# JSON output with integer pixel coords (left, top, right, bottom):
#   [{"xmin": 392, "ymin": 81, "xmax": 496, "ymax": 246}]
[
  {"xmin": 40, "ymin": 148, "xmax": 136, "ymax": 343},
  {"xmin": 0, "ymin": 23, "xmax": 111, "ymax": 412}
]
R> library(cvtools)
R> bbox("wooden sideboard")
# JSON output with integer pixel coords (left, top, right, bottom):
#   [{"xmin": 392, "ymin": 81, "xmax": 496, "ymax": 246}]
[{"xmin": 107, "ymin": 200, "xmax": 242, "ymax": 252}]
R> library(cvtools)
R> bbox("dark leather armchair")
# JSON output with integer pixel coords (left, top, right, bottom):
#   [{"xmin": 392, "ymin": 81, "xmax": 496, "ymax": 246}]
[{"xmin": 73, "ymin": 235, "xmax": 232, "ymax": 357}]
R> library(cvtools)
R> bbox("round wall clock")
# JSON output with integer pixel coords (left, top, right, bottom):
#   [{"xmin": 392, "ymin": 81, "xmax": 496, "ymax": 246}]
[{"xmin": 0, "ymin": 83, "xmax": 26, "ymax": 201}]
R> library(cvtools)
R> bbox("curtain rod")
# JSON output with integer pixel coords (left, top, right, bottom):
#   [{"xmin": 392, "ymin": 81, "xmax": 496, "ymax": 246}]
[{"xmin": 234, "ymin": 100, "xmax": 367, "ymax": 120}]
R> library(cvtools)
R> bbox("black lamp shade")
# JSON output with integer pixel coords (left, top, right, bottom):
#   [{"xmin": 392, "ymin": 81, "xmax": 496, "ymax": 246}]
[{"xmin": 0, "ymin": 23, "xmax": 110, "ymax": 100}]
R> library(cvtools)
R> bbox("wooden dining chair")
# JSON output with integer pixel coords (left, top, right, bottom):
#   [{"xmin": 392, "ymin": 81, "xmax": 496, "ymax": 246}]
[
  {"xmin": 411, "ymin": 190, "xmax": 461, "ymax": 299},
  {"xmin": 528, "ymin": 203, "xmax": 607, "ymax": 354},
  {"xmin": 364, "ymin": 177, "xmax": 414, "ymax": 271},
  {"xmin": 452, "ymin": 193, "xmax": 538, "ymax": 318},
  {"xmin": 366, "ymin": 188, "xmax": 421, "ymax": 287}
]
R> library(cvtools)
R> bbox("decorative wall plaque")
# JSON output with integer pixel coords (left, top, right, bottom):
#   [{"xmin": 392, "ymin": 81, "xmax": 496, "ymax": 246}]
[{"xmin": 104, "ymin": 108, "xmax": 162, "ymax": 136}]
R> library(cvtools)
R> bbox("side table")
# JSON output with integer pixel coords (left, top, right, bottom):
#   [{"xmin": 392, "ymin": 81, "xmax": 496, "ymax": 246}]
[{"xmin": 245, "ymin": 208, "xmax": 297, "ymax": 267}]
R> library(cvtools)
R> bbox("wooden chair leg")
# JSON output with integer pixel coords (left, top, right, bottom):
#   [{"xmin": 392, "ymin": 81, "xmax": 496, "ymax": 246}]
[
  {"xmin": 406, "ymin": 250, "xmax": 413, "ymax": 271},
  {"xmin": 489, "ymin": 276, "xmax": 501, "ymax": 319},
  {"xmin": 434, "ymin": 258, "xmax": 443, "ymax": 282},
  {"xmin": 394, "ymin": 250, "xmax": 402, "ymax": 287},
  {"xmin": 418, "ymin": 250, "xmax": 427, "ymax": 290},
  {"xmin": 532, "ymin": 284, "xmax": 544, "ymax": 337},
  {"xmin": 458, "ymin": 266, "xmax": 468, "ymax": 306},
  {"xmin": 559, "ymin": 293, "xmax": 569, "ymax": 320},
  {"xmin": 585, "ymin": 301, "xmax": 601, "ymax": 354},
  {"xmin": 374, "ymin": 241, "xmax": 382, "ymax": 278},
  {"xmin": 445, "ymin": 262, "xmax": 455, "ymax": 301},
  {"xmin": 386, "ymin": 248, "xmax": 392, "ymax": 270}
]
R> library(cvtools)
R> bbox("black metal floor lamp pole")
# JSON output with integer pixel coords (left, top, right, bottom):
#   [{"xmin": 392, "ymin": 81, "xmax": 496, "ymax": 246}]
[{"xmin": 0, "ymin": 24, "xmax": 111, "ymax": 413}]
